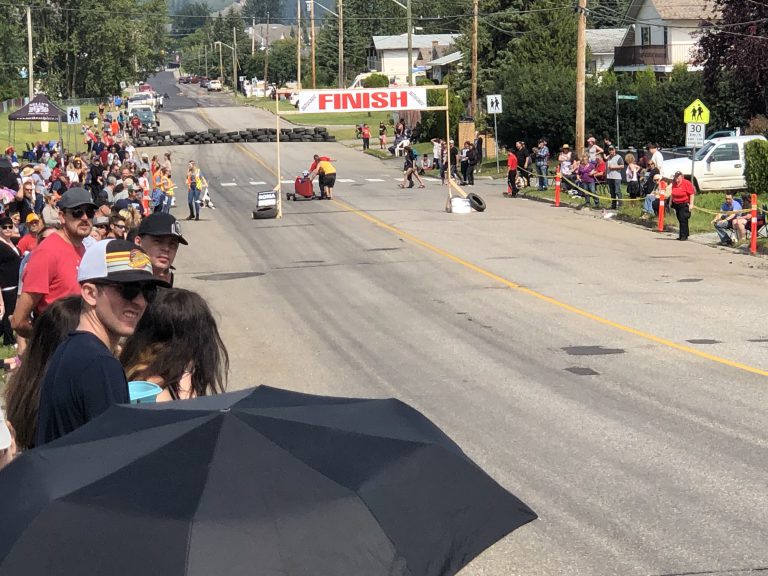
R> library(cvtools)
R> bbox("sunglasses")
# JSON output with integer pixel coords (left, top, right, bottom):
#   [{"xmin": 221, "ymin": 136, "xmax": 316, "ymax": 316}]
[
  {"xmin": 98, "ymin": 281, "xmax": 157, "ymax": 302},
  {"xmin": 1, "ymin": 225, "xmax": 13, "ymax": 230},
  {"xmin": 67, "ymin": 206, "xmax": 96, "ymax": 219},
  {"xmin": 95, "ymin": 224, "xmax": 108, "ymax": 229}
]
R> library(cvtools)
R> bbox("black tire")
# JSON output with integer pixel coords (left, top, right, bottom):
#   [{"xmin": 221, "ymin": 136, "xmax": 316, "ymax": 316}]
[
  {"xmin": 208, "ymin": 128, "xmax": 220, "ymax": 135},
  {"xmin": 252, "ymin": 206, "xmax": 278, "ymax": 219},
  {"xmin": 467, "ymin": 192, "xmax": 486, "ymax": 212}
]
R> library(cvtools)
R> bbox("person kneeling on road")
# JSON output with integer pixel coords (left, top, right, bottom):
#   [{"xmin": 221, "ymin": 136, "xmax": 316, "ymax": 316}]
[{"xmin": 712, "ymin": 193, "xmax": 746, "ymax": 246}]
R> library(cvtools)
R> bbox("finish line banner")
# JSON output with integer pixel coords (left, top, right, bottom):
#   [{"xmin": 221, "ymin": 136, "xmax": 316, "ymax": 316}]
[{"xmin": 297, "ymin": 87, "xmax": 428, "ymax": 113}]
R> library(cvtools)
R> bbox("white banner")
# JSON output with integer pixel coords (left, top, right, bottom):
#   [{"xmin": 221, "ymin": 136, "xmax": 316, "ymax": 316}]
[{"xmin": 297, "ymin": 87, "xmax": 429, "ymax": 114}]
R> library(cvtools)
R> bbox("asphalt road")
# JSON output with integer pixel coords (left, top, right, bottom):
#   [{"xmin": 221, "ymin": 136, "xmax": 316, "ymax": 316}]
[{"xmin": 146, "ymin": 71, "xmax": 768, "ymax": 576}]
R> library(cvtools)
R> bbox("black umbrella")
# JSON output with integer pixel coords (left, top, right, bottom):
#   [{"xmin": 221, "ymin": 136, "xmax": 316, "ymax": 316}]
[{"xmin": 0, "ymin": 386, "xmax": 536, "ymax": 576}]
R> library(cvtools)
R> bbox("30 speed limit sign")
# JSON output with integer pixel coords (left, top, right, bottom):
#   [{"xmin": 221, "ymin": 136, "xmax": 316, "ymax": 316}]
[{"xmin": 685, "ymin": 122, "xmax": 705, "ymax": 147}]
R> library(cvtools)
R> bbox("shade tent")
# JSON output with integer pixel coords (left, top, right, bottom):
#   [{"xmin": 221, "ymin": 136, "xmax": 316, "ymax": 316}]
[{"xmin": 7, "ymin": 94, "xmax": 65, "ymax": 153}]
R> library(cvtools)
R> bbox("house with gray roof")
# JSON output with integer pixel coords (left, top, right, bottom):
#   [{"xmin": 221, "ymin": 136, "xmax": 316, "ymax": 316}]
[
  {"xmin": 613, "ymin": 0, "xmax": 717, "ymax": 73},
  {"xmin": 368, "ymin": 34, "xmax": 459, "ymax": 84},
  {"xmin": 586, "ymin": 28, "xmax": 626, "ymax": 74}
]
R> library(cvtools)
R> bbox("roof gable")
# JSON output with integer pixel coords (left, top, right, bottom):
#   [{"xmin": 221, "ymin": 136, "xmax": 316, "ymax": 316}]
[
  {"xmin": 624, "ymin": 0, "xmax": 717, "ymax": 23},
  {"xmin": 372, "ymin": 34, "xmax": 459, "ymax": 50},
  {"xmin": 586, "ymin": 28, "xmax": 626, "ymax": 54}
]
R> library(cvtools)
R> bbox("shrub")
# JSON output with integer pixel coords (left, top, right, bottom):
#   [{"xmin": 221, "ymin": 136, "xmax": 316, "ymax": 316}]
[
  {"xmin": 745, "ymin": 139, "xmax": 768, "ymax": 196},
  {"xmin": 362, "ymin": 74, "xmax": 390, "ymax": 88},
  {"xmin": 745, "ymin": 115, "xmax": 768, "ymax": 137}
]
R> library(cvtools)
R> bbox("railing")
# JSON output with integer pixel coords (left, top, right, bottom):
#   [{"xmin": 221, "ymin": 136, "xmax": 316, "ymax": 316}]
[{"xmin": 614, "ymin": 44, "xmax": 698, "ymax": 67}]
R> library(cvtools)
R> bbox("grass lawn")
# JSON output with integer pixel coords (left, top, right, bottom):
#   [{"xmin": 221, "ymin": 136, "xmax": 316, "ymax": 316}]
[{"xmin": 1, "ymin": 105, "xmax": 99, "ymax": 155}]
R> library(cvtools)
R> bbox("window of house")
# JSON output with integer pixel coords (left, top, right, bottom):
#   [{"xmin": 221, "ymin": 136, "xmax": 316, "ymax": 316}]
[
  {"xmin": 641, "ymin": 27, "xmax": 651, "ymax": 46},
  {"xmin": 663, "ymin": 26, "xmax": 668, "ymax": 45}
]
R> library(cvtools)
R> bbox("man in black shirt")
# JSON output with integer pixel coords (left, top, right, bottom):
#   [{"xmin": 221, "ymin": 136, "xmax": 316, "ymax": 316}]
[{"xmin": 36, "ymin": 239, "xmax": 169, "ymax": 445}]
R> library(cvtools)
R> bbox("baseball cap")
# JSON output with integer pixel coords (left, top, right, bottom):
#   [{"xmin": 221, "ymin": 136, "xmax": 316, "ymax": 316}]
[
  {"xmin": 0, "ymin": 406, "xmax": 11, "ymax": 451},
  {"xmin": 302, "ymin": 170, "xmax": 310, "ymax": 177},
  {"xmin": 78, "ymin": 239, "xmax": 168, "ymax": 285},
  {"xmin": 93, "ymin": 215, "xmax": 110, "ymax": 227},
  {"xmin": 673, "ymin": 171, "xmax": 684, "ymax": 178},
  {"xmin": 25, "ymin": 213, "xmax": 40, "ymax": 224},
  {"xmin": 58, "ymin": 187, "xmax": 96, "ymax": 209},
  {"xmin": 137, "ymin": 213, "xmax": 188, "ymax": 245},
  {"xmin": 11, "ymin": 161, "xmax": 19, "ymax": 168},
  {"xmin": 562, "ymin": 144, "xmax": 570, "ymax": 149}
]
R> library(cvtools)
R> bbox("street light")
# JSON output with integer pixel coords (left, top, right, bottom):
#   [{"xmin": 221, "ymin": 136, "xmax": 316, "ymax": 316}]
[
  {"xmin": 306, "ymin": 0, "xmax": 343, "ymax": 88},
  {"xmin": 214, "ymin": 40, "xmax": 236, "ymax": 91}
]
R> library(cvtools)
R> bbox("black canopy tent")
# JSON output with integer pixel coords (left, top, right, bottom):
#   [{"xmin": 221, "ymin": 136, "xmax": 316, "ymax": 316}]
[{"xmin": 7, "ymin": 94, "xmax": 66, "ymax": 154}]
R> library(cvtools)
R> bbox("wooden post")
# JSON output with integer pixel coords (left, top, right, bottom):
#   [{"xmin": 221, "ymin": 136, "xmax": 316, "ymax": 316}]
[
  {"xmin": 575, "ymin": 0, "xmax": 586, "ymax": 156},
  {"xmin": 471, "ymin": 0, "xmax": 478, "ymax": 117}
]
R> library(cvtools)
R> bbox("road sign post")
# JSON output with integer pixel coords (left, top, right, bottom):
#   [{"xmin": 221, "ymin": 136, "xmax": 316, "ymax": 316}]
[
  {"xmin": 615, "ymin": 92, "xmax": 637, "ymax": 150},
  {"xmin": 486, "ymin": 94, "xmax": 502, "ymax": 173},
  {"xmin": 683, "ymin": 99, "xmax": 710, "ymax": 187}
]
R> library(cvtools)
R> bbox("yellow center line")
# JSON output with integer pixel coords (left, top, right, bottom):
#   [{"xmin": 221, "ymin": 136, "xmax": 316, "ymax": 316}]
[
  {"xmin": 193, "ymin": 108, "xmax": 768, "ymax": 378},
  {"xmin": 332, "ymin": 198, "xmax": 768, "ymax": 379}
]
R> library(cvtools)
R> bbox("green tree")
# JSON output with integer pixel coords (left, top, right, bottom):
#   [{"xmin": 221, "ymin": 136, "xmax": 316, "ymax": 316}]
[
  {"xmin": 173, "ymin": 2, "xmax": 210, "ymax": 38},
  {"xmin": 242, "ymin": 0, "xmax": 281, "ymax": 21},
  {"xmin": 266, "ymin": 38, "xmax": 298, "ymax": 86},
  {"xmin": 0, "ymin": 6, "xmax": 26, "ymax": 100}
]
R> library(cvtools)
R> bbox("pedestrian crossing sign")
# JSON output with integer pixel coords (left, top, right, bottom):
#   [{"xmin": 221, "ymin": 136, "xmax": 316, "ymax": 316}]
[
  {"xmin": 486, "ymin": 94, "xmax": 503, "ymax": 115},
  {"xmin": 683, "ymin": 99, "xmax": 710, "ymax": 125}
]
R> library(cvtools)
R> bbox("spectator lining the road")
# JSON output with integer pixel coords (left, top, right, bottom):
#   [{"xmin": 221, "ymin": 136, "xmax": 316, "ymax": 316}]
[
  {"xmin": 121, "ymin": 288, "xmax": 228, "ymax": 401},
  {"xmin": 36, "ymin": 240, "xmax": 166, "ymax": 445},
  {"xmin": 3, "ymin": 296, "xmax": 82, "ymax": 451},
  {"xmin": 712, "ymin": 194, "xmax": 746, "ymax": 246},
  {"xmin": 670, "ymin": 171, "xmax": 695, "ymax": 241},
  {"xmin": 134, "ymin": 213, "xmax": 187, "ymax": 287}
]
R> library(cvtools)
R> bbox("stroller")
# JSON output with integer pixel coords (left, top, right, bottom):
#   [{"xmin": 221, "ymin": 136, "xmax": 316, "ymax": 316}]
[{"xmin": 287, "ymin": 171, "xmax": 317, "ymax": 201}]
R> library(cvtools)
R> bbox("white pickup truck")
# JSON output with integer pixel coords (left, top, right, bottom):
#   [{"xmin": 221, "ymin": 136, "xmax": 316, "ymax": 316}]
[
  {"xmin": 128, "ymin": 92, "xmax": 157, "ymax": 113},
  {"xmin": 661, "ymin": 135, "xmax": 767, "ymax": 192}
]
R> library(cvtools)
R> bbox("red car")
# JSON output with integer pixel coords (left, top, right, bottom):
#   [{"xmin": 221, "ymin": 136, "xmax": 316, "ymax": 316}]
[{"xmin": 139, "ymin": 83, "xmax": 153, "ymax": 92}]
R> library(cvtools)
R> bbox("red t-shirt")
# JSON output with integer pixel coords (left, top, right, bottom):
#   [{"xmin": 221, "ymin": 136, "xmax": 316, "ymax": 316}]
[
  {"xmin": 16, "ymin": 234, "xmax": 37, "ymax": 255},
  {"xmin": 507, "ymin": 153, "xmax": 518, "ymax": 171},
  {"xmin": 671, "ymin": 178, "xmax": 695, "ymax": 204},
  {"xmin": 21, "ymin": 233, "xmax": 85, "ymax": 314}
]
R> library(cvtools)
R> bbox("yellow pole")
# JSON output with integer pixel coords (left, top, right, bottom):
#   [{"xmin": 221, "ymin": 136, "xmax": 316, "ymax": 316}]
[{"xmin": 275, "ymin": 96, "xmax": 283, "ymax": 218}]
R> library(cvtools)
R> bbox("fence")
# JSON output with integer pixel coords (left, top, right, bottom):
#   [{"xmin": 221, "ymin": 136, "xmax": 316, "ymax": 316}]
[{"xmin": 1, "ymin": 97, "xmax": 29, "ymax": 114}]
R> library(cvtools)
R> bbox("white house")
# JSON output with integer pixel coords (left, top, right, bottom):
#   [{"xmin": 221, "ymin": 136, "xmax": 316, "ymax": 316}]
[
  {"xmin": 426, "ymin": 51, "xmax": 462, "ymax": 83},
  {"xmin": 586, "ymin": 28, "xmax": 626, "ymax": 74},
  {"xmin": 614, "ymin": 0, "xmax": 716, "ymax": 73},
  {"xmin": 368, "ymin": 34, "xmax": 459, "ymax": 84}
]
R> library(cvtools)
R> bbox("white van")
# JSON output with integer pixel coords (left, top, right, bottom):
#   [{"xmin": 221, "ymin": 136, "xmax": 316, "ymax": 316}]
[{"xmin": 662, "ymin": 135, "xmax": 767, "ymax": 191}]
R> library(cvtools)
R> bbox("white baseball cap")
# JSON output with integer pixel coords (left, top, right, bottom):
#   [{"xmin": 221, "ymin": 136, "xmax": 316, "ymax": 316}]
[{"xmin": 0, "ymin": 407, "xmax": 11, "ymax": 451}]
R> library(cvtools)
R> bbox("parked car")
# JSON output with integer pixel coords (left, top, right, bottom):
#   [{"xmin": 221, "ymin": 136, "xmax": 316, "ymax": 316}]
[
  {"xmin": 199, "ymin": 77, "xmax": 209, "ymax": 88},
  {"xmin": 661, "ymin": 135, "xmax": 767, "ymax": 191},
  {"xmin": 207, "ymin": 79, "xmax": 222, "ymax": 92},
  {"xmin": 133, "ymin": 107, "xmax": 158, "ymax": 130},
  {"xmin": 128, "ymin": 92, "xmax": 157, "ymax": 112},
  {"xmin": 190, "ymin": 75, "xmax": 201, "ymax": 84},
  {"xmin": 179, "ymin": 76, "xmax": 191, "ymax": 84},
  {"xmin": 139, "ymin": 83, "xmax": 153, "ymax": 93}
]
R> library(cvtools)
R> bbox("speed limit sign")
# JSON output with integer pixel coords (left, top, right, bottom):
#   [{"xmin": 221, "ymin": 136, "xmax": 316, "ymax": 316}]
[{"xmin": 685, "ymin": 122, "xmax": 705, "ymax": 147}]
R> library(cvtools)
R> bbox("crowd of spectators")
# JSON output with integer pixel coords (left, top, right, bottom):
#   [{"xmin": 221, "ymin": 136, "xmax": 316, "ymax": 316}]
[{"xmin": 0, "ymin": 134, "xmax": 228, "ymax": 468}]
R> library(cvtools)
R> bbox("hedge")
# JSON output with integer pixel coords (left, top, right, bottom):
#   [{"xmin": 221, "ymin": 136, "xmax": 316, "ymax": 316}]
[{"xmin": 745, "ymin": 139, "xmax": 768, "ymax": 196}]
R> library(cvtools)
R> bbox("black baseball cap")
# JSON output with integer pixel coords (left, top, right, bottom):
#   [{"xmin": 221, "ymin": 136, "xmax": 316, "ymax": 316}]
[
  {"xmin": 58, "ymin": 187, "xmax": 96, "ymax": 209},
  {"xmin": 137, "ymin": 213, "xmax": 188, "ymax": 245}
]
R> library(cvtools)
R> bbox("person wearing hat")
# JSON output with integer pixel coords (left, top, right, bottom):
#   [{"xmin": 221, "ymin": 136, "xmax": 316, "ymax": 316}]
[
  {"xmin": 17, "ymin": 213, "xmax": 43, "ymax": 255},
  {"xmin": 12, "ymin": 187, "xmax": 95, "ymax": 338},
  {"xmin": 134, "ymin": 212, "xmax": 188, "ymax": 286},
  {"xmin": 0, "ymin": 407, "xmax": 16, "ymax": 471},
  {"xmin": 605, "ymin": 145, "xmax": 624, "ymax": 210},
  {"xmin": 91, "ymin": 215, "xmax": 110, "ymax": 241},
  {"xmin": 36, "ymin": 239, "xmax": 169, "ymax": 445},
  {"xmin": 558, "ymin": 144, "xmax": 573, "ymax": 193},
  {"xmin": 670, "ymin": 171, "xmax": 695, "ymax": 240},
  {"xmin": 585, "ymin": 136, "xmax": 603, "ymax": 163}
]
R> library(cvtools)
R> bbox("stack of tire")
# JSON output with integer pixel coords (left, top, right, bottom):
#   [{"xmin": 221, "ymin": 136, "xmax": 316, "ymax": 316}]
[{"xmin": 132, "ymin": 127, "xmax": 336, "ymax": 148}]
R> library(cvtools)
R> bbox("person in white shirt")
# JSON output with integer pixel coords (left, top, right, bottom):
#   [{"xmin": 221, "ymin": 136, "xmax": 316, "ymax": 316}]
[{"xmin": 647, "ymin": 142, "xmax": 664, "ymax": 171}]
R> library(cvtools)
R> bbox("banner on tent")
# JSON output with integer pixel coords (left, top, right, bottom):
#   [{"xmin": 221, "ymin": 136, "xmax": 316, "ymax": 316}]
[{"xmin": 297, "ymin": 87, "xmax": 429, "ymax": 114}]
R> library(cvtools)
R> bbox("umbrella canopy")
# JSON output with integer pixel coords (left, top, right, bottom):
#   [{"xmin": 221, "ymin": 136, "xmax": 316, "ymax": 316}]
[{"xmin": 0, "ymin": 386, "xmax": 536, "ymax": 576}]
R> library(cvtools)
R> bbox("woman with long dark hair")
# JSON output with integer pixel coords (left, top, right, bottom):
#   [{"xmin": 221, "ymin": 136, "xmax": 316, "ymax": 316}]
[
  {"xmin": 120, "ymin": 288, "xmax": 228, "ymax": 401},
  {"xmin": 3, "ymin": 296, "xmax": 82, "ymax": 450}
]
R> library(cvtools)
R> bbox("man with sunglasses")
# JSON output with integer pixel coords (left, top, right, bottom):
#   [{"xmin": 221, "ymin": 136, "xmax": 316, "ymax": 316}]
[
  {"xmin": 36, "ymin": 239, "xmax": 169, "ymax": 445},
  {"xmin": 12, "ymin": 188, "xmax": 95, "ymax": 338},
  {"xmin": 134, "ymin": 213, "xmax": 188, "ymax": 286}
]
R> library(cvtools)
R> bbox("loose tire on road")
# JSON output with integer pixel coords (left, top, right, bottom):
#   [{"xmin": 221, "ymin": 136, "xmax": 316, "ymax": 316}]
[
  {"xmin": 252, "ymin": 206, "xmax": 278, "ymax": 219},
  {"xmin": 467, "ymin": 192, "xmax": 486, "ymax": 212}
]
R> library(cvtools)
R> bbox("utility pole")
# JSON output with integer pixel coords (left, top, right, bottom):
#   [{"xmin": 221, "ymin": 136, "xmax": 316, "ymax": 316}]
[
  {"xmin": 297, "ymin": 0, "xmax": 302, "ymax": 89},
  {"xmin": 338, "ymin": 0, "xmax": 344, "ymax": 88},
  {"xmin": 233, "ymin": 27, "xmax": 238, "ymax": 92},
  {"xmin": 252, "ymin": 17, "xmax": 255, "ymax": 56},
  {"xmin": 310, "ymin": 0, "xmax": 316, "ymax": 88},
  {"xmin": 264, "ymin": 13, "xmax": 270, "ymax": 88},
  {"xmin": 406, "ymin": 0, "xmax": 413, "ymax": 85},
  {"xmin": 26, "ymin": 6, "xmax": 33, "ymax": 100},
  {"xmin": 575, "ymin": 0, "xmax": 587, "ymax": 155},
  {"xmin": 471, "ymin": 0, "xmax": 478, "ymax": 117},
  {"xmin": 204, "ymin": 44, "xmax": 208, "ymax": 77},
  {"xmin": 219, "ymin": 42, "xmax": 224, "ymax": 84}
]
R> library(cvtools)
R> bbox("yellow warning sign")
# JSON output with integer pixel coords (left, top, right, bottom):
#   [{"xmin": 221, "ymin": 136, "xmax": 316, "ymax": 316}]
[{"xmin": 684, "ymin": 99, "xmax": 710, "ymax": 125}]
